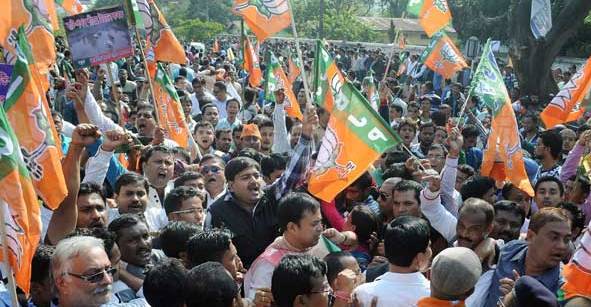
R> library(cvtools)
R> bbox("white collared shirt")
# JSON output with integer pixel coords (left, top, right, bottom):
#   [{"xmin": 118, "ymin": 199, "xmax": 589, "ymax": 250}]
[{"xmin": 352, "ymin": 271, "xmax": 430, "ymax": 307}]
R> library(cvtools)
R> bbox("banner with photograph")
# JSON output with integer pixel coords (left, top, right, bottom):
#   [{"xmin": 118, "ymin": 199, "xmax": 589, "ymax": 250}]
[{"xmin": 63, "ymin": 6, "xmax": 133, "ymax": 68}]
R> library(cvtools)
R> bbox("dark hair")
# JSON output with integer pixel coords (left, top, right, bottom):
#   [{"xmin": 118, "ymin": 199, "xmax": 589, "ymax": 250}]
[
  {"xmin": 137, "ymin": 104, "xmax": 156, "ymax": 118},
  {"xmin": 237, "ymin": 148, "xmax": 263, "ymax": 164},
  {"xmin": 557, "ymin": 201, "xmax": 585, "ymax": 232},
  {"xmin": 144, "ymin": 258, "xmax": 187, "ymax": 307},
  {"xmin": 419, "ymin": 121, "xmax": 435, "ymax": 132},
  {"xmin": 201, "ymin": 103, "xmax": 218, "ymax": 114},
  {"xmin": 351, "ymin": 171, "xmax": 374, "ymax": 190},
  {"xmin": 186, "ymin": 229, "xmax": 232, "ymax": 268},
  {"xmin": 224, "ymin": 156, "xmax": 260, "ymax": 182},
  {"xmin": 194, "ymin": 121, "xmax": 215, "ymax": 134},
  {"xmin": 457, "ymin": 164, "xmax": 475, "ymax": 178},
  {"xmin": 139, "ymin": 145, "xmax": 174, "ymax": 168},
  {"xmin": 393, "ymin": 180, "xmax": 422, "ymax": 204},
  {"xmin": 200, "ymin": 153, "xmax": 226, "ymax": 166},
  {"xmin": 428, "ymin": 143, "xmax": 448, "ymax": 156},
  {"xmin": 349, "ymin": 205, "xmax": 379, "ymax": 244},
  {"xmin": 174, "ymin": 171, "xmax": 205, "ymax": 188},
  {"xmin": 324, "ymin": 251, "xmax": 355, "ymax": 285},
  {"xmin": 261, "ymin": 153, "xmax": 288, "ymax": 178},
  {"xmin": 272, "ymin": 255, "xmax": 327, "ymax": 307},
  {"xmin": 534, "ymin": 176, "xmax": 565, "ymax": 196},
  {"xmin": 164, "ymin": 186, "xmax": 206, "ymax": 215},
  {"xmin": 397, "ymin": 118, "xmax": 418, "ymax": 133},
  {"xmin": 460, "ymin": 198, "xmax": 495, "ymax": 226},
  {"xmin": 529, "ymin": 207, "xmax": 571, "ymax": 233},
  {"xmin": 539, "ymin": 130, "xmax": 563, "ymax": 160},
  {"xmin": 384, "ymin": 216, "xmax": 430, "ymax": 267},
  {"xmin": 172, "ymin": 147, "xmax": 191, "ymax": 164},
  {"xmin": 494, "ymin": 200, "xmax": 526, "ymax": 226},
  {"xmin": 185, "ymin": 262, "xmax": 237, "ymax": 307},
  {"xmin": 277, "ymin": 192, "xmax": 320, "ymax": 232},
  {"xmin": 78, "ymin": 182, "xmax": 106, "ymax": 204},
  {"xmin": 159, "ymin": 221, "xmax": 201, "ymax": 258},
  {"xmin": 461, "ymin": 124, "xmax": 480, "ymax": 138},
  {"xmin": 114, "ymin": 172, "xmax": 149, "ymax": 195},
  {"xmin": 31, "ymin": 245, "xmax": 55, "ymax": 284},
  {"xmin": 226, "ymin": 98, "xmax": 240, "ymax": 109},
  {"xmin": 213, "ymin": 81, "xmax": 227, "ymax": 93},
  {"xmin": 460, "ymin": 176, "xmax": 495, "ymax": 201},
  {"xmin": 215, "ymin": 128, "xmax": 232, "ymax": 139},
  {"xmin": 431, "ymin": 111, "xmax": 447, "ymax": 127},
  {"xmin": 108, "ymin": 214, "xmax": 146, "ymax": 243},
  {"xmin": 253, "ymin": 115, "xmax": 273, "ymax": 130}
]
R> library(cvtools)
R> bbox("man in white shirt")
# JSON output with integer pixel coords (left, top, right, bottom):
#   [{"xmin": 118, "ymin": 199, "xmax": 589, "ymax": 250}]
[
  {"xmin": 212, "ymin": 81, "xmax": 230, "ymax": 119},
  {"xmin": 189, "ymin": 78, "xmax": 215, "ymax": 117},
  {"xmin": 353, "ymin": 215, "xmax": 431, "ymax": 307}
]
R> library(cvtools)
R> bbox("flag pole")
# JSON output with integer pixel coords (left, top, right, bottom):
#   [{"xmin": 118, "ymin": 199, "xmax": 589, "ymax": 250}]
[
  {"xmin": 288, "ymin": 0, "xmax": 313, "ymax": 106},
  {"xmin": 455, "ymin": 86, "xmax": 474, "ymax": 128},
  {"xmin": 0, "ymin": 202, "xmax": 20, "ymax": 307},
  {"xmin": 382, "ymin": 12, "xmax": 407, "ymax": 83},
  {"xmin": 105, "ymin": 63, "xmax": 123, "ymax": 126}
]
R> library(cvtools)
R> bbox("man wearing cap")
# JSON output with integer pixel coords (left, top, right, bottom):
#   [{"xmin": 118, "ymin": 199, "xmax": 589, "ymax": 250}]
[
  {"xmin": 240, "ymin": 123, "xmax": 262, "ymax": 152},
  {"xmin": 417, "ymin": 247, "xmax": 482, "ymax": 306},
  {"xmin": 206, "ymin": 107, "xmax": 318, "ymax": 268}
]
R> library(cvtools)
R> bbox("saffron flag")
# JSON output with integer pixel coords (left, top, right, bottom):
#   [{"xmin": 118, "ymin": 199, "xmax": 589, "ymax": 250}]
[
  {"xmin": 313, "ymin": 40, "xmax": 346, "ymax": 112},
  {"xmin": 540, "ymin": 57, "xmax": 591, "ymax": 129},
  {"xmin": 233, "ymin": 0, "xmax": 292, "ymax": 42},
  {"xmin": 407, "ymin": 0, "xmax": 452, "ymax": 37},
  {"xmin": 473, "ymin": 39, "xmax": 534, "ymax": 197},
  {"xmin": 0, "ymin": 93, "xmax": 40, "ymax": 294},
  {"xmin": 420, "ymin": 32, "xmax": 468, "ymax": 80},
  {"xmin": 153, "ymin": 63, "xmax": 191, "ymax": 148},
  {"xmin": 56, "ymin": 0, "xmax": 84, "ymax": 15},
  {"xmin": 213, "ymin": 39, "xmax": 220, "ymax": 53},
  {"xmin": 146, "ymin": 0, "xmax": 185, "ymax": 64},
  {"xmin": 0, "ymin": 0, "xmax": 56, "ymax": 75},
  {"xmin": 45, "ymin": 0, "xmax": 59, "ymax": 31},
  {"xmin": 399, "ymin": 33, "xmax": 407, "ymax": 50},
  {"xmin": 264, "ymin": 51, "xmax": 303, "ymax": 120},
  {"xmin": 288, "ymin": 52, "xmax": 301, "ymax": 84},
  {"xmin": 362, "ymin": 70, "xmax": 379, "ymax": 111},
  {"xmin": 4, "ymin": 27, "xmax": 67, "ymax": 209},
  {"xmin": 243, "ymin": 33, "xmax": 262, "ymax": 87},
  {"xmin": 309, "ymin": 42, "xmax": 401, "ymax": 202}
]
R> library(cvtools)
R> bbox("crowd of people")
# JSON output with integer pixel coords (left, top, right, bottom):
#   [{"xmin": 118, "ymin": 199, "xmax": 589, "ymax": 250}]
[{"xmin": 2, "ymin": 33, "xmax": 591, "ymax": 307}]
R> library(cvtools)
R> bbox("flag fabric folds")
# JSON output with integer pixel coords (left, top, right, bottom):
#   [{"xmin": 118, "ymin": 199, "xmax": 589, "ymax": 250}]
[
  {"xmin": 147, "ymin": 0, "xmax": 185, "ymax": 64},
  {"xmin": 362, "ymin": 70, "xmax": 379, "ymax": 111},
  {"xmin": 420, "ymin": 32, "xmax": 468, "ymax": 79},
  {"xmin": 264, "ymin": 51, "xmax": 303, "ymax": 120},
  {"xmin": 287, "ymin": 53, "xmax": 301, "ymax": 84},
  {"xmin": 313, "ymin": 41, "xmax": 346, "ymax": 112},
  {"xmin": 309, "ymin": 42, "xmax": 401, "ymax": 202},
  {"xmin": 540, "ymin": 57, "xmax": 591, "ymax": 129},
  {"xmin": 0, "ymin": 0, "xmax": 56, "ymax": 75},
  {"xmin": 126, "ymin": 0, "xmax": 145, "ymax": 29},
  {"xmin": 153, "ymin": 63, "xmax": 191, "ymax": 148},
  {"xmin": 407, "ymin": 0, "xmax": 452, "ymax": 37},
  {"xmin": 56, "ymin": 0, "xmax": 84, "ymax": 15},
  {"xmin": 4, "ymin": 27, "xmax": 67, "ymax": 209},
  {"xmin": 473, "ymin": 39, "xmax": 534, "ymax": 197},
  {"xmin": 0, "ymin": 96, "xmax": 40, "ymax": 294},
  {"xmin": 233, "ymin": 0, "xmax": 292, "ymax": 42},
  {"xmin": 531, "ymin": 0, "xmax": 552, "ymax": 39},
  {"xmin": 243, "ymin": 34, "xmax": 262, "ymax": 87},
  {"xmin": 213, "ymin": 39, "xmax": 220, "ymax": 53}
]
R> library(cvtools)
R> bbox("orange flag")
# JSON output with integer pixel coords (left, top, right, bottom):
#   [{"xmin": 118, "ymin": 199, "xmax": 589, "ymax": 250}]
[
  {"xmin": 153, "ymin": 63, "xmax": 190, "ymax": 148},
  {"xmin": 147, "ymin": 0, "xmax": 185, "ymax": 64},
  {"xmin": 407, "ymin": 0, "xmax": 452, "ymax": 37},
  {"xmin": 474, "ymin": 40, "xmax": 533, "ymax": 196},
  {"xmin": 420, "ymin": 32, "xmax": 467, "ymax": 79},
  {"xmin": 56, "ymin": 0, "xmax": 84, "ymax": 15},
  {"xmin": 233, "ymin": 0, "xmax": 292, "ymax": 42},
  {"xmin": 0, "ymin": 97, "xmax": 41, "ymax": 294},
  {"xmin": 213, "ymin": 39, "xmax": 220, "ymax": 53},
  {"xmin": 264, "ymin": 51, "xmax": 303, "ymax": 120},
  {"xmin": 399, "ymin": 33, "xmax": 407, "ymax": 49},
  {"xmin": 0, "ymin": 0, "xmax": 56, "ymax": 76},
  {"xmin": 4, "ymin": 27, "xmax": 67, "ymax": 209},
  {"xmin": 541, "ymin": 57, "xmax": 591, "ymax": 129},
  {"xmin": 243, "ymin": 35, "xmax": 262, "ymax": 87},
  {"xmin": 288, "ymin": 54, "xmax": 301, "ymax": 84}
]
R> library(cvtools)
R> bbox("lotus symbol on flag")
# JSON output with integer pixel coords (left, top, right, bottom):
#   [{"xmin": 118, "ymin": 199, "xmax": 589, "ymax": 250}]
[
  {"xmin": 235, "ymin": 0, "xmax": 289, "ymax": 20},
  {"xmin": 441, "ymin": 43, "xmax": 460, "ymax": 64},
  {"xmin": 434, "ymin": 0, "xmax": 449, "ymax": 13},
  {"xmin": 312, "ymin": 126, "xmax": 356, "ymax": 179}
]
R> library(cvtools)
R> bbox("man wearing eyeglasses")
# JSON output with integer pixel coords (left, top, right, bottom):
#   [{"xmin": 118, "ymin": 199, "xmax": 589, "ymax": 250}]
[
  {"xmin": 199, "ymin": 154, "xmax": 227, "ymax": 207},
  {"xmin": 51, "ymin": 236, "xmax": 114, "ymax": 307},
  {"xmin": 164, "ymin": 186, "xmax": 207, "ymax": 227}
]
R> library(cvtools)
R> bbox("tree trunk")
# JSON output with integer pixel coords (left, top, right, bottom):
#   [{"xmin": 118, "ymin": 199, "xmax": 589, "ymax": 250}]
[{"xmin": 508, "ymin": 0, "xmax": 591, "ymax": 100}]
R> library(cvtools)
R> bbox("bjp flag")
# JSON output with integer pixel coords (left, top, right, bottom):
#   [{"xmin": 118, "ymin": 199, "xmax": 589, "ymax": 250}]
[
  {"xmin": 313, "ymin": 40, "xmax": 346, "ymax": 113},
  {"xmin": 407, "ymin": 0, "xmax": 452, "ymax": 37},
  {"xmin": 243, "ymin": 34, "xmax": 262, "ymax": 87},
  {"xmin": 541, "ymin": 57, "xmax": 591, "ymax": 129},
  {"xmin": 56, "ymin": 0, "xmax": 84, "ymax": 15},
  {"xmin": 213, "ymin": 39, "xmax": 220, "ymax": 53},
  {"xmin": 420, "ymin": 32, "xmax": 467, "ymax": 79},
  {"xmin": 308, "ymin": 44, "xmax": 401, "ymax": 202},
  {"xmin": 153, "ymin": 63, "xmax": 190, "ymax": 148},
  {"xmin": 233, "ymin": 0, "xmax": 292, "ymax": 42},
  {"xmin": 0, "ymin": 0, "xmax": 56, "ymax": 76},
  {"xmin": 264, "ymin": 51, "xmax": 303, "ymax": 120},
  {"xmin": 147, "ymin": 0, "xmax": 185, "ymax": 64},
  {"xmin": 473, "ymin": 39, "xmax": 533, "ymax": 196},
  {"xmin": 0, "ymin": 95, "xmax": 41, "ymax": 294},
  {"xmin": 288, "ymin": 53, "xmax": 301, "ymax": 84},
  {"xmin": 4, "ymin": 27, "xmax": 67, "ymax": 209}
]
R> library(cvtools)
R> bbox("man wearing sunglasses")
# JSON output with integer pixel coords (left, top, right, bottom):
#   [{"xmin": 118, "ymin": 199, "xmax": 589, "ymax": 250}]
[
  {"xmin": 51, "ymin": 236, "xmax": 115, "ymax": 307},
  {"xmin": 199, "ymin": 154, "xmax": 227, "ymax": 207}
]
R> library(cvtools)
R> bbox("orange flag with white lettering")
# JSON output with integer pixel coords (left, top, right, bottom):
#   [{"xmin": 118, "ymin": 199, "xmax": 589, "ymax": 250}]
[
  {"xmin": 153, "ymin": 63, "xmax": 190, "ymax": 148},
  {"xmin": 233, "ymin": 0, "xmax": 292, "ymax": 42},
  {"xmin": 407, "ymin": 0, "xmax": 452, "ymax": 37},
  {"xmin": 420, "ymin": 32, "xmax": 467, "ymax": 79},
  {"xmin": 541, "ymin": 57, "xmax": 591, "ymax": 129}
]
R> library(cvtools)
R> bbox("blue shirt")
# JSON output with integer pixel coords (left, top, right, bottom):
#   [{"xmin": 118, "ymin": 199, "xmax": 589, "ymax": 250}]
[
  {"xmin": 484, "ymin": 240, "xmax": 562, "ymax": 307},
  {"xmin": 464, "ymin": 147, "xmax": 483, "ymax": 170}
]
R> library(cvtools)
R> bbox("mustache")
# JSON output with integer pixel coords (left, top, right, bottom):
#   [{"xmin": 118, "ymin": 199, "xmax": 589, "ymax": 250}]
[{"xmin": 92, "ymin": 285, "xmax": 112, "ymax": 295}]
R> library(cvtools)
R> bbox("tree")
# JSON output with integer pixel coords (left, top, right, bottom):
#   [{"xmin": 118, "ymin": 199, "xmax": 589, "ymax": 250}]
[{"xmin": 174, "ymin": 20, "xmax": 225, "ymax": 42}]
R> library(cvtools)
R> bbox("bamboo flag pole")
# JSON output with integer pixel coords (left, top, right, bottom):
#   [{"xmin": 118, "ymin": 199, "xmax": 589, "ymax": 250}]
[
  {"xmin": 382, "ymin": 12, "xmax": 408, "ymax": 83},
  {"xmin": 0, "ymin": 202, "xmax": 19, "ymax": 307},
  {"xmin": 287, "ymin": 0, "xmax": 313, "ymax": 106}
]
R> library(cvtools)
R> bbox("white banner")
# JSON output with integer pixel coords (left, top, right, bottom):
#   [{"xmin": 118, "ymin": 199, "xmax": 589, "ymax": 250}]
[{"xmin": 531, "ymin": 0, "xmax": 552, "ymax": 39}]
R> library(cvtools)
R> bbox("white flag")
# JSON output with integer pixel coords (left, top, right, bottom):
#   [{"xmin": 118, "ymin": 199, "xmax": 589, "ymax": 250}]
[{"xmin": 531, "ymin": 0, "xmax": 552, "ymax": 39}]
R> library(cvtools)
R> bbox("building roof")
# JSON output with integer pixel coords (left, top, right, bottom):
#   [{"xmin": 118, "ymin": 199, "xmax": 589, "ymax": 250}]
[{"xmin": 357, "ymin": 17, "xmax": 456, "ymax": 33}]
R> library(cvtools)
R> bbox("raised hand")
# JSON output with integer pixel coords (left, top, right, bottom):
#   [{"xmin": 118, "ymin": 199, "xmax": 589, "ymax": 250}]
[
  {"xmin": 101, "ymin": 129, "xmax": 132, "ymax": 152},
  {"xmin": 302, "ymin": 103, "xmax": 319, "ymax": 138},
  {"xmin": 446, "ymin": 127, "xmax": 464, "ymax": 158},
  {"xmin": 71, "ymin": 124, "xmax": 101, "ymax": 146}
]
